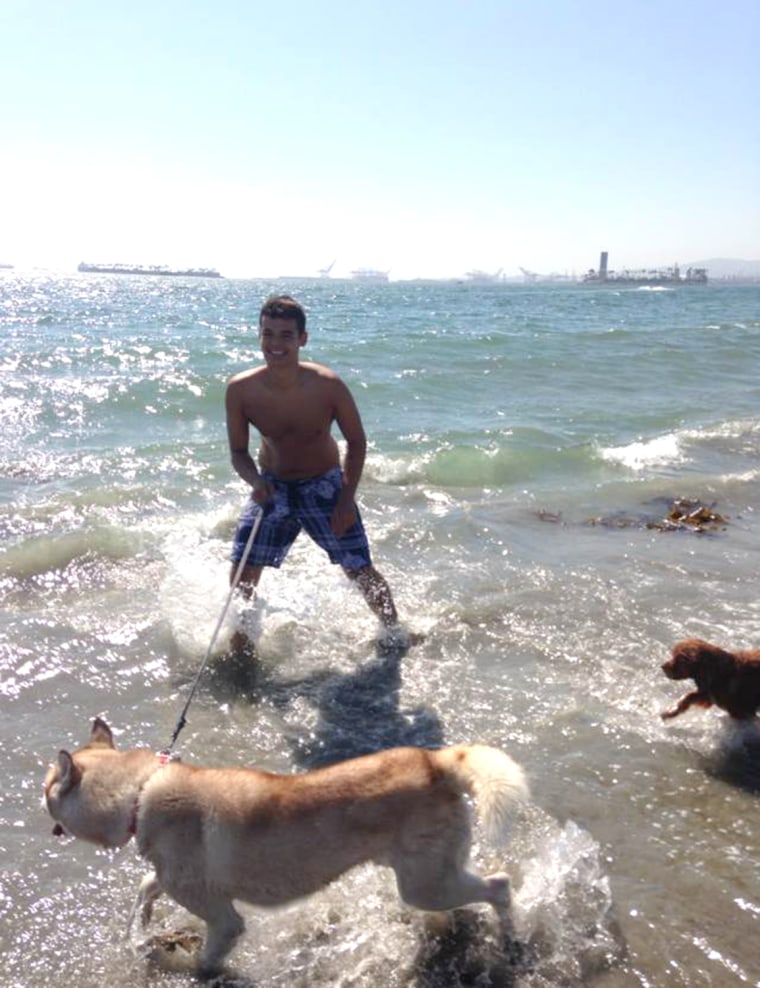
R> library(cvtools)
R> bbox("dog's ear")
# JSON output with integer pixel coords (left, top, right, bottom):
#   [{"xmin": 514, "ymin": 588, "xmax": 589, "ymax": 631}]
[
  {"xmin": 698, "ymin": 645, "xmax": 735, "ymax": 688},
  {"xmin": 672, "ymin": 639, "xmax": 708, "ymax": 670},
  {"xmin": 89, "ymin": 717, "xmax": 115, "ymax": 749},
  {"xmin": 55, "ymin": 750, "xmax": 80, "ymax": 794}
]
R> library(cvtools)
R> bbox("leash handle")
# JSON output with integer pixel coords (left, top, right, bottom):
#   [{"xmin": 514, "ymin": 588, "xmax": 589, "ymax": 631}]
[{"xmin": 166, "ymin": 500, "xmax": 268, "ymax": 752}]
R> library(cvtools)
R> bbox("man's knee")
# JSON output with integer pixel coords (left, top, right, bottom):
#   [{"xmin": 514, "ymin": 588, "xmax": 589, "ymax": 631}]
[
  {"xmin": 230, "ymin": 563, "xmax": 261, "ymax": 594},
  {"xmin": 343, "ymin": 564, "xmax": 374, "ymax": 585}
]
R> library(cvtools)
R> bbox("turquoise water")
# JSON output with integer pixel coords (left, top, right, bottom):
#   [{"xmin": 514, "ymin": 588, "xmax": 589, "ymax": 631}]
[{"xmin": 2, "ymin": 272, "xmax": 760, "ymax": 986}]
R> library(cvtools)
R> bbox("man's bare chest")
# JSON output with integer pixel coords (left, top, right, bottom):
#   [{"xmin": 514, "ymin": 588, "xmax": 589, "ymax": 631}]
[{"xmin": 246, "ymin": 391, "xmax": 334, "ymax": 440}]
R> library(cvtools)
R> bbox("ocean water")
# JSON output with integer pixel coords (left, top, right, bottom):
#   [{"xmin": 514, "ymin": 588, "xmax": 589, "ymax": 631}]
[{"xmin": 2, "ymin": 271, "xmax": 760, "ymax": 987}]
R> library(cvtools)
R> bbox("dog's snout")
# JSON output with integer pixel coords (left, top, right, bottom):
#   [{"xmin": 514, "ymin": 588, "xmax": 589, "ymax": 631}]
[{"xmin": 52, "ymin": 823, "xmax": 65, "ymax": 837}]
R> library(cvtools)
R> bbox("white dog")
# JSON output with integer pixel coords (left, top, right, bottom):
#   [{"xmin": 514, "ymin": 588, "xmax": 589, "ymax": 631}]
[{"xmin": 44, "ymin": 718, "xmax": 528, "ymax": 976}]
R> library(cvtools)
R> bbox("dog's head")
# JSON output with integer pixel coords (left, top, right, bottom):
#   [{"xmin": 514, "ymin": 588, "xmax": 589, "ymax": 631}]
[
  {"xmin": 662, "ymin": 638, "xmax": 734, "ymax": 685},
  {"xmin": 44, "ymin": 717, "xmax": 152, "ymax": 849}
]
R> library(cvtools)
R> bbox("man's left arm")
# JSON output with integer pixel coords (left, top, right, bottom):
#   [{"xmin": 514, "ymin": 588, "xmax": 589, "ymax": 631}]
[{"xmin": 331, "ymin": 380, "xmax": 367, "ymax": 536}]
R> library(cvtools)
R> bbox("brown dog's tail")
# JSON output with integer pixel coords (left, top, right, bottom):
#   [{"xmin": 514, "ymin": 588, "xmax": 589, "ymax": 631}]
[{"xmin": 436, "ymin": 744, "xmax": 529, "ymax": 843}]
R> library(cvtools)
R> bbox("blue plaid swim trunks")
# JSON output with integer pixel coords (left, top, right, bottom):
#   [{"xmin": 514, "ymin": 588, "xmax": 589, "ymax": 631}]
[{"xmin": 231, "ymin": 467, "xmax": 372, "ymax": 571}]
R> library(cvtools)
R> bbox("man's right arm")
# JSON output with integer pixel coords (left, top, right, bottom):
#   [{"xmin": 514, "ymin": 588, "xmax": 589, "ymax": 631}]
[{"xmin": 225, "ymin": 378, "xmax": 271, "ymax": 502}]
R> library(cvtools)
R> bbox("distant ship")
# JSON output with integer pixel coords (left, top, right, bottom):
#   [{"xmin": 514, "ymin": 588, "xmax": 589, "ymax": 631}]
[
  {"xmin": 318, "ymin": 259, "xmax": 337, "ymax": 278},
  {"xmin": 0, "ymin": 263, "xmax": 13, "ymax": 270},
  {"xmin": 464, "ymin": 267, "xmax": 504, "ymax": 283},
  {"xmin": 77, "ymin": 262, "xmax": 223, "ymax": 278},
  {"xmin": 350, "ymin": 267, "xmax": 390, "ymax": 283},
  {"xmin": 519, "ymin": 267, "xmax": 577, "ymax": 284},
  {"xmin": 583, "ymin": 252, "xmax": 707, "ymax": 286}
]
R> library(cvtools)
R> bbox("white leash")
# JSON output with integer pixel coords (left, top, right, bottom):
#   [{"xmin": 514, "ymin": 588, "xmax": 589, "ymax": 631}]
[{"xmin": 165, "ymin": 504, "xmax": 266, "ymax": 751}]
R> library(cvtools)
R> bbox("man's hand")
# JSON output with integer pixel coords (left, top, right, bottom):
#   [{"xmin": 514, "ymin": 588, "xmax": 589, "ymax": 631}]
[
  {"xmin": 330, "ymin": 490, "xmax": 357, "ymax": 537},
  {"xmin": 251, "ymin": 476, "xmax": 274, "ymax": 505}
]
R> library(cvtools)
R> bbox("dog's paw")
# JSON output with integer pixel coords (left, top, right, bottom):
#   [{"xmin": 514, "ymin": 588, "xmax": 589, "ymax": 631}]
[{"xmin": 142, "ymin": 929, "xmax": 203, "ymax": 973}]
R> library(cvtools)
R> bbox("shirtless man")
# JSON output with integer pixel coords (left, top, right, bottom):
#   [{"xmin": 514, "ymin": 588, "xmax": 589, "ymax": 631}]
[{"xmin": 226, "ymin": 295, "xmax": 399, "ymax": 651}]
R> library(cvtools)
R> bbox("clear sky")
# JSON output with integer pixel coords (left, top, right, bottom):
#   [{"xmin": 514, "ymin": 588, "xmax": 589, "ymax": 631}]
[{"xmin": 1, "ymin": 0, "xmax": 758, "ymax": 279}]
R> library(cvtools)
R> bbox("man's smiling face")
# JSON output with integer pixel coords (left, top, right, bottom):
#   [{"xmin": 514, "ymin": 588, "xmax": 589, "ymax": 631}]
[{"xmin": 258, "ymin": 314, "xmax": 307, "ymax": 367}]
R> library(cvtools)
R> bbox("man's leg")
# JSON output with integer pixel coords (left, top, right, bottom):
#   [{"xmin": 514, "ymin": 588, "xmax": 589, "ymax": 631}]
[
  {"xmin": 229, "ymin": 562, "xmax": 263, "ymax": 655},
  {"xmin": 345, "ymin": 564, "xmax": 398, "ymax": 627},
  {"xmin": 230, "ymin": 561, "xmax": 263, "ymax": 597}
]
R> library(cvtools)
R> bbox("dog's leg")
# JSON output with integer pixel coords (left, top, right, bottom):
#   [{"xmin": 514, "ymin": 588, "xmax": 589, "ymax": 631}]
[
  {"xmin": 138, "ymin": 871, "xmax": 164, "ymax": 927},
  {"xmin": 125, "ymin": 871, "xmax": 163, "ymax": 939},
  {"xmin": 661, "ymin": 689, "xmax": 711, "ymax": 720},
  {"xmin": 196, "ymin": 899, "xmax": 246, "ymax": 977},
  {"xmin": 484, "ymin": 872, "xmax": 517, "ymax": 940},
  {"xmin": 158, "ymin": 877, "xmax": 245, "ymax": 976},
  {"xmin": 404, "ymin": 865, "xmax": 520, "ymax": 958},
  {"xmin": 395, "ymin": 850, "xmax": 511, "ymax": 916},
  {"xmin": 483, "ymin": 872, "xmax": 511, "ymax": 915},
  {"xmin": 394, "ymin": 808, "xmax": 512, "ymax": 916}
]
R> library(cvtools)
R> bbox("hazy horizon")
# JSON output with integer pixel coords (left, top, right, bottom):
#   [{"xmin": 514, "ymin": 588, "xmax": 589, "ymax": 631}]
[{"xmin": 1, "ymin": 1, "xmax": 758, "ymax": 280}]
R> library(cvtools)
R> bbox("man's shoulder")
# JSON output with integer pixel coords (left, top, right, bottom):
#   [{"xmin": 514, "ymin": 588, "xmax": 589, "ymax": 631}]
[
  {"xmin": 300, "ymin": 361, "xmax": 342, "ymax": 383},
  {"xmin": 227, "ymin": 366, "xmax": 266, "ymax": 388}
]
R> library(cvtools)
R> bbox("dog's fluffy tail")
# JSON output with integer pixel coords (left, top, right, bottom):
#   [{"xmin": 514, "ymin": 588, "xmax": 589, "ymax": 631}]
[{"xmin": 436, "ymin": 744, "xmax": 529, "ymax": 844}]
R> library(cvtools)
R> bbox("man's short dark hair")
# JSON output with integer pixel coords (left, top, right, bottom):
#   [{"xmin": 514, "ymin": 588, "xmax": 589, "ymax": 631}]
[{"xmin": 259, "ymin": 295, "xmax": 307, "ymax": 335}]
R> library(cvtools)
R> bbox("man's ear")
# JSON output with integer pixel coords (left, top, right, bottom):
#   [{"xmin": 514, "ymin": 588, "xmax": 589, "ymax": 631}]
[
  {"xmin": 55, "ymin": 750, "xmax": 80, "ymax": 794},
  {"xmin": 90, "ymin": 717, "xmax": 115, "ymax": 749}
]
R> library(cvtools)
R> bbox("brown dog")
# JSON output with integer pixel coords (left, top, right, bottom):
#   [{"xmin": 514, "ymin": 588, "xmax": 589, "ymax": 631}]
[
  {"xmin": 44, "ymin": 718, "xmax": 529, "ymax": 976},
  {"xmin": 661, "ymin": 638, "xmax": 760, "ymax": 721}
]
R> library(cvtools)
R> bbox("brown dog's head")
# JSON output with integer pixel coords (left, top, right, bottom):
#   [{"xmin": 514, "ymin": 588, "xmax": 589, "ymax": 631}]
[
  {"xmin": 662, "ymin": 638, "xmax": 735, "ymax": 685},
  {"xmin": 662, "ymin": 639, "xmax": 707, "ymax": 680}
]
